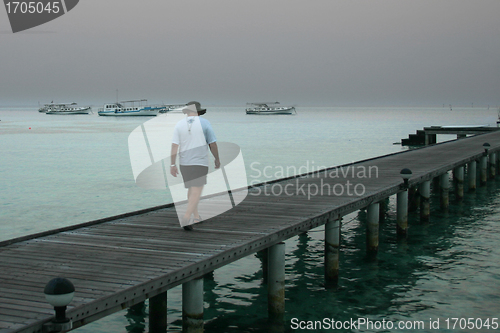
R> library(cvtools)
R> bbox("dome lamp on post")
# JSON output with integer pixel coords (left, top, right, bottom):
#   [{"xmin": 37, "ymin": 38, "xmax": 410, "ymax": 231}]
[
  {"xmin": 400, "ymin": 168, "xmax": 412, "ymax": 189},
  {"xmin": 43, "ymin": 277, "xmax": 75, "ymax": 332},
  {"xmin": 483, "ymin": 142, "xmax": 491, "ymax": 155}
]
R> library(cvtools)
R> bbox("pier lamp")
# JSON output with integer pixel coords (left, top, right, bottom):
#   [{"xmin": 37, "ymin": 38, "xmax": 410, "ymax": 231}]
[
  {"xmin": 400, "ymin": 168, "xmax": 412, "ymax": 189},
  {"xmin": 43, "ymin": 277, "xmax": 75, "ymax": 332},
  {"xmin": 483, "ymin": 142, "xmax": 491, "ymax": 155}
]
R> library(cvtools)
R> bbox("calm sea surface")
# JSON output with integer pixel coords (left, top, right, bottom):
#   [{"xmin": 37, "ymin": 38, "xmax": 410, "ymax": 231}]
[{"xmin": 1, "ymin": 107, "xmax": 499, "ymax": 332}]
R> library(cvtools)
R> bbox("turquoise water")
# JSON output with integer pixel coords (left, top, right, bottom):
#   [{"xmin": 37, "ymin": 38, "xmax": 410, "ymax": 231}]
[{"xmin": 1, "ymin": 107, "xmax": 499, "ymax": 332}]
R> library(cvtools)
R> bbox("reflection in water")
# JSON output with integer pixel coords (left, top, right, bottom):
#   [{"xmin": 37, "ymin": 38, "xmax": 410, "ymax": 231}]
[{"xmin": 125, "ymin": 302, "xmax": 146, "ymax": 333}]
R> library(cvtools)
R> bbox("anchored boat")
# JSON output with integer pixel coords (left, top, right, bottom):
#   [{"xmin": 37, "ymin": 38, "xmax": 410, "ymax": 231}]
[
  {"xmin": 98, "ymin": 99, "xmax": 166, "ymax": 116},
  {"xmin": 42, "ymin": 103, "xmax": 92, "ymax": 115},
  {"xmin": 162, "ymin": 104, "xmax": 187, "ymax": 113},
  {"xmin": 246, "ymin": 102, "xmax": 296, "ymax": 115}
]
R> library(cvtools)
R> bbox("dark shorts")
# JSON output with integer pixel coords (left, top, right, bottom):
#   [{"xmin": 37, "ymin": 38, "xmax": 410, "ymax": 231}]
[{"xmin": 180, "ymin": 165, "xmax": 209, "ymax": 188}]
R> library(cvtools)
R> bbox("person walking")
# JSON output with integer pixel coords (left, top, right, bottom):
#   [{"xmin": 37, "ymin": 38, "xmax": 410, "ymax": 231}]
[{"xmin": 170, "ymin": 101, "xmax": 220, "ymax": 230}]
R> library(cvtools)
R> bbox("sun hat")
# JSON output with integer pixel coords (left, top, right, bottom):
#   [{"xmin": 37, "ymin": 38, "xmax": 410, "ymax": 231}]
[{"xmin": 183, "ymin": 101, "xmax": 206, "ymax": 115}]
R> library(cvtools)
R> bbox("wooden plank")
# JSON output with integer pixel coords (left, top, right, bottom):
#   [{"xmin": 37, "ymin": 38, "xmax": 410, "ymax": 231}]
[
  {"xmin": 0, "ymin": 288, "xmax": 101, "ymax": 305},
  {"xmin": 4, "ymin": 239, "xmax": 210, "ymax": 260},
  {"xmin": 0, "ymin": 301, "xmax": 53, "ymax": 316}
]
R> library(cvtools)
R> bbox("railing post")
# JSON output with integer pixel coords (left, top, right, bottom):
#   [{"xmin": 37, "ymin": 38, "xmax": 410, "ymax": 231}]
[
  {"xmin": 397, "ymin": 192, "xmax": 408, "ymax": 237},
  {"xmin": 468, "ymin": 161, "xmax": 477, "ymax": 191},
  {"xmin": 268, "ymin": 242, "xmax": 285, "ymax": 323},
  {"xmin": 454, "ymin": 166, "xmax": 464, "ymax": 201},
  {"xmin": 325, "ymin": 218, "xmax": 341, "ymax": 288},
  {"xmin": 366, "ymin": 203, "xmax": 380, "ymax": 254},
  {"xmin": 149, "ymin": 292, "xmax": 167, "ymax": 333},
  {"xmin": 440, "ymin": 172, "xmax": 450, "ymax": 210},
  {"xmin": 419, "ymin": 181, "xmax": 431, "ymax": 221},
  {"xmin": 182, "ymin": 278, "xmax": 204, "ymax": 333}
]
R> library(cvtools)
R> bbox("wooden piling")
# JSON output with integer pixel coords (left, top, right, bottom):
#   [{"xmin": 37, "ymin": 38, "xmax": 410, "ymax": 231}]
[
  {"xmin": 468, "ymin": 160, "xmax": 477, "ymax": 191},
  {"xmin": 149, "ymin": 291, "xmax": 168, "ymax": 333},
  {"xmin": 454, "ymin": 166, "xmax": 464, "ymax": 201},
  {"xmin": 397, "ymin": 191, "xmax": 408, "ymax": 236},
  {"xmin": 268, "ymin": 242, "xmax": 285, "ymax": 323},
  {"xmin": 419, "ymin": 181, "xmax": 431, "ymax": 221},
  {"xmin": 490, "ymin": 152, "xmax": 496, "ymax": 179},
  {"xmin": 182, "ymin": 278, "xmax": 204, "ymax": 333},
  {"xmin": 480, "ymin": 155, "xmax": 488, "ymax": 185},
  {"xmin": 366, "ymin": 203, "xmax": 380, "ymax": 253},
  {"xmin": 325, "ymin": 218, "xmax": 341, "ymax": 287},
  {"xmin": 440, "ymin": 172, "xmax": 449, "ymax": 210}
]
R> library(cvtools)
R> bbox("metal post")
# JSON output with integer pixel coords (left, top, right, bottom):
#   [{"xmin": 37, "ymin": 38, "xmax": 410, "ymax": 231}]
[
  {"xmin": 268, "ymin": 242, "xmax": 285, "ymax": 323},
  {"xmin": 480, "ymin": 155, "xmax": 488, "ymax": 185},
  {"xmin": 366, "ymin": 203, "xmax": 380, "ymax": 253},
  {"xmin": 325, "ymin": 218, "xmax": 341, "ymax": 288},
  {"xmin": 468, "ymin": 161, "xmax": 477, "ymax": 191},
  {"xmin": 149, "ymin": 292, "xmax": 167, "ymax": 333},
  {"xmin": 490, "ymin": 152, "xmax": 496, "ymax": 179},
  {"xmin": 419, "ymin": 181, "xmax": 431, "ymax": 222},
  {"xmin": 182, "ymin": 278, "xmax": 204, "ymax": 333},
  {"xmin": 454, "ymin": 166, "xmax": 464, "ymax": 201},
  {"xmin": 397, "ymin": 191, "xmax": 408, "ymax": 236},
  {"xmin": 440, "ymin": 172, "xmax": 449, "ymax": 210}
]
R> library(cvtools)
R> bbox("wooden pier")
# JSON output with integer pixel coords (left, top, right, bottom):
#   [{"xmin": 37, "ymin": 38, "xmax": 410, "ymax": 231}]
[
  {"xmin": 2, "ymin": 131, "xmax": 500, "ymax": 332},
  {"xmin": 401, "ymin": 125, "xmax": 500, "ymax": 145}
]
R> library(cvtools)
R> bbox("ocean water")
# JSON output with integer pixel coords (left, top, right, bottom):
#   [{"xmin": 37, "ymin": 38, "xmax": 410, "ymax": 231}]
[{"xmin": 1, "ymin": 107, "xmax": 499, "ymax": 332}]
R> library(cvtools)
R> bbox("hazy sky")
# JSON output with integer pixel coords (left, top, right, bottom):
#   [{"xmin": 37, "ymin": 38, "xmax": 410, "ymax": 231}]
[{"xmin": 1, "ymin": 0, "xmax": 499, "ymax": 107}]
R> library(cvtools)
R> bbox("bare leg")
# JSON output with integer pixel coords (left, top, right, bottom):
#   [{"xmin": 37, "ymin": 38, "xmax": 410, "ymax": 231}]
[
  {"xmin": 183, "ymin": 186, "xmax": 203, "ymax": 221},
  {"xmin": 187, "ymin": 188, "xmax": 200, "ymax": 219}
]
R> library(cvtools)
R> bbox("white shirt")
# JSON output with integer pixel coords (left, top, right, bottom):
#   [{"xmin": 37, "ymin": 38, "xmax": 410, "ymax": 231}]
[{"xmin": 172, "ymin": 116, "xmax": 216, "ymax": 166}]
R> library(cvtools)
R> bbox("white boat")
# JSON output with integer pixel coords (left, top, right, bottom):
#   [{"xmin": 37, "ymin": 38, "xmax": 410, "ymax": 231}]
[
  {"xmin": 38, "ymin": 104, "xmax": 49, "ymax": 112},
  {"xmin": 43, "ymin": 103, "xmax": 92, "ymax": 115},
  {"xmin": 246, "ymin": 102, "xmax": 296, "ymax": 115},
  {"xmin": 165, "ymin": 104, "xmax": 188, "ymax": 113},
  {"xmin": 98, "ymin": 99, "xmax": 166, "ymax": 116},
  {"xmin": 161, "ymin": 104, "xmax": 187, "ymax": 113}
]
